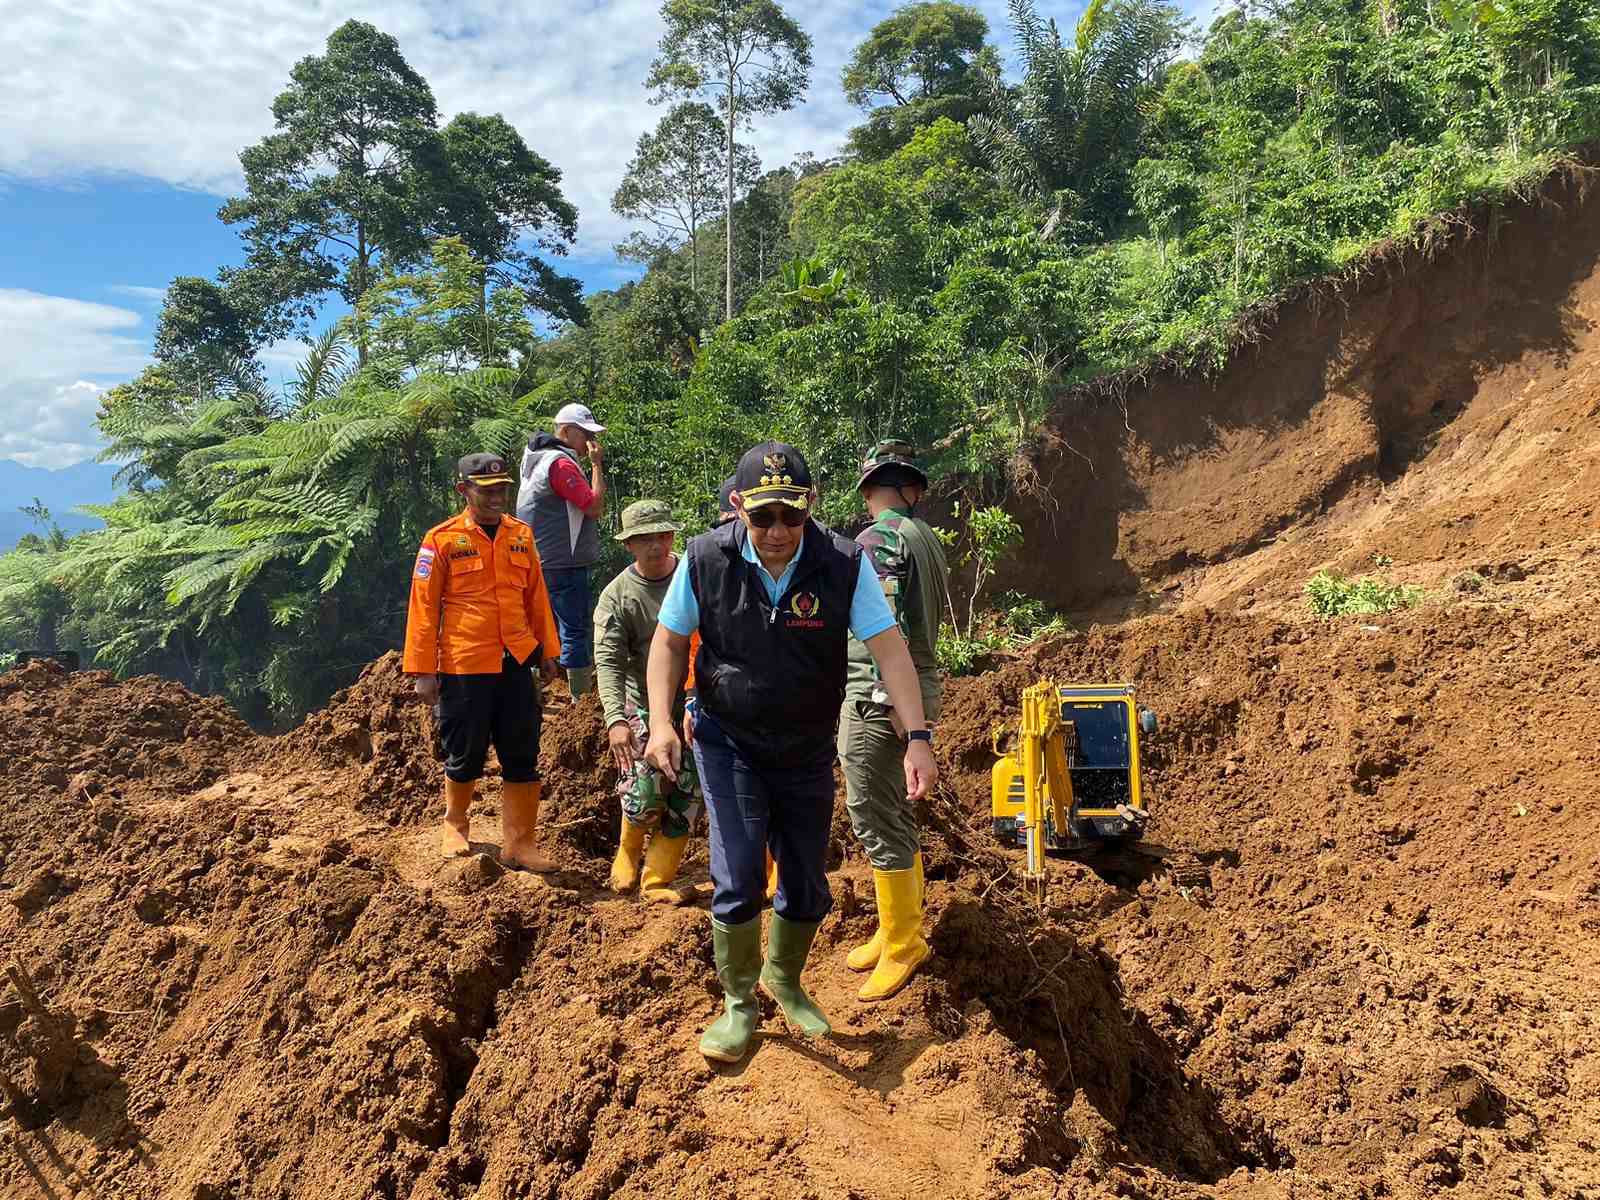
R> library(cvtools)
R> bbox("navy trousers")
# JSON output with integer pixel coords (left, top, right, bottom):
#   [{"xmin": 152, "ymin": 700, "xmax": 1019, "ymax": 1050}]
[
  {"xmin": 541, "ymin": 565, "xmax": 593, "ymax": 669},
  {"xmin": 692, "ymin": 710, "xmax": 835, "ymax": 926}
]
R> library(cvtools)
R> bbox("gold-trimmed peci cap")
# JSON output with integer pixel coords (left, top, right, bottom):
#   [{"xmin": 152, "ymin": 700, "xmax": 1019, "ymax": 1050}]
[{"xmin": 733, "ymin": 441, "xmax": 813, "ymax": 509}]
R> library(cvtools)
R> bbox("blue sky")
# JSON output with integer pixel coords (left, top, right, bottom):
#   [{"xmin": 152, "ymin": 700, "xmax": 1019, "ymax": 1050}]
[{"xmin": 2, "ymin": 0, "xmax": 1211, "ymax": 469}]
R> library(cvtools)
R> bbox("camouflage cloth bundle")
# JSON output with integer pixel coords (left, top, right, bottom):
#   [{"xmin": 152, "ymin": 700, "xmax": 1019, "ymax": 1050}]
[{"xmin": 616, "ymin": 705, "xmax": 702, "ymax": 839}]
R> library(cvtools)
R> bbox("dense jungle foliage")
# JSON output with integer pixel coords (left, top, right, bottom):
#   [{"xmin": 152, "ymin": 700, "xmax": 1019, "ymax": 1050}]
[{"xmin": 3, "ymin": 0, "xmax": 1598, "ymax": 724}]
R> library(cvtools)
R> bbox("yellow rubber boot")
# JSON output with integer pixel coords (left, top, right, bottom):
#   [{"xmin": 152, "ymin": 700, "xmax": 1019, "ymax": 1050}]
[
  {"xmin": 500, "ymin": 781, "xmax": 557, "ymax": 872},
  {"xmin": 847, "ymin": 852, "xmax": 922, "ymax": 971},
  {"xmin": 846, "ymin": 925, "xmax": 883, "ymax": 972},
  {"xmin": 441, "ymin": 779, "xmax": 474, "ymax": 858},
  {"xmin": 609, "ymin": 816, "xmax": 647, "ymax": 892},
  {"xmin": 640, "ymin": 833, "xmax": 694, "ymax": 905},
  {"xmin": 858, "ymin": 863, "xmax": 930, "ymax": 1002}
]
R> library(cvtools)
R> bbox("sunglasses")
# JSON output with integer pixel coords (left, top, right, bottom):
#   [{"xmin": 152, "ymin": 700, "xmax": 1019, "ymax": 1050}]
[{"xmin": 746, "ymin": 505, "xmax": 809, "ymax": 529}]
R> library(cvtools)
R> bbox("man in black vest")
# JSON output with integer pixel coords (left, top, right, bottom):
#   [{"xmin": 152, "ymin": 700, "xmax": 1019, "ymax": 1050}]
[{"xmin": 645, "ymin": 442, "xmax": 938, "ymax": 1063}]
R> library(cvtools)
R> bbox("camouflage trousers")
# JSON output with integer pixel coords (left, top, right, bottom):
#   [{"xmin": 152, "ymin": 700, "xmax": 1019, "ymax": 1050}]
[{"xmin": 617, "ymin": 706, "xmax": 703, "ymax": 840}]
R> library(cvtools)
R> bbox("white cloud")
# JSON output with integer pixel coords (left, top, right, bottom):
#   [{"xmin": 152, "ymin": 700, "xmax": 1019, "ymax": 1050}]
[
  {"xmin": 108, "ymin": 284, "xmax": 169, "ymax": 303},
  {"xmin": 3, "ymin": 0, "xmax": 1048, "ymax": 258},
  {"xmin": 0, "ymin": 290, "xmax": 147, "ymax": 467}
]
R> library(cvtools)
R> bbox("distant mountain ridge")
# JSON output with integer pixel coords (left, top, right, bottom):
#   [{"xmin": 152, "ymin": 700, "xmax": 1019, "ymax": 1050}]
[{"xmin": 0, "ymin": 458, "xmax": 121, "ymax": 550}]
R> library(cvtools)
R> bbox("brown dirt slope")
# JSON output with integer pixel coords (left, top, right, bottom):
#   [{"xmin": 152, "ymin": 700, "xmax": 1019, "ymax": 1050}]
[
  {"xmin": 997, "ymin": 169, "xmax": 1600, "ymax": 620},
  {"xmin": 3, "ymin": 179, "xmax": 1599, "ymax": 1199}
]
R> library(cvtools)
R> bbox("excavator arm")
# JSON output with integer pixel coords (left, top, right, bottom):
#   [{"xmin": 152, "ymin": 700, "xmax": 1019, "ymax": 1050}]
[{"xmin": 1018, "ymin": 681, "xmax": 1073, "ymax": 882}]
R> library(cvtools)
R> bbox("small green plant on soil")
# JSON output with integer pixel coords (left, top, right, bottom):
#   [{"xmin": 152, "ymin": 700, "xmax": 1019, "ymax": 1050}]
[
  {"xmin": 995, "ymin": 590, "xmax": 1072, "ymax": 646},
  {"xmin": 934, "ymin": 504, "xmax": 1031, "ymax": 676},
  {"xmin": 936, "ymin": 623, "xmax": 1000, "ymax": 676},
  {"xmin": 935, "ymin": 592, "xmax": 1071, "ymax": 677},
  {"xmin": 1305, "ymin": 569, "xmax": 1426, "ymax": 617}
]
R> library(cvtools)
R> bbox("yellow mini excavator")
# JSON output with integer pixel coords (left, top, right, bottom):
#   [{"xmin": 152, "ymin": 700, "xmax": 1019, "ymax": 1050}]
[{"xmin": 991, "ymin": 681, "xmax": 1207, "ymax": 887}]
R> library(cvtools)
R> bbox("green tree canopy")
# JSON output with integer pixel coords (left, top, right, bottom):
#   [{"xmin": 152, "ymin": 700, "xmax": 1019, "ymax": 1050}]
[
  {"xmin": 841, "ymin": 1, "xmax": 995, "ymax": 161},
  {"xmin": 420, "ymin": 112, "xmax": 585, "ymax": 323},
  {"xmin": 218, "ymin": 20, "xmax": 441, "ymax": 348},
  {"xmin": 970, "ymin": 0, "xmax": 1188, "ymax": 233},
  {"xmin": 152, "ymin": 276, "xmax": 275, "ymax": 385}
]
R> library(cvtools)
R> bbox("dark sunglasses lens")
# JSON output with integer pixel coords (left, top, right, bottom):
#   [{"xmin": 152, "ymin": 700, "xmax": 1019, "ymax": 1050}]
[{"xmin": 749, "ymin": 506, "xmax": 806, "ymax": 528}]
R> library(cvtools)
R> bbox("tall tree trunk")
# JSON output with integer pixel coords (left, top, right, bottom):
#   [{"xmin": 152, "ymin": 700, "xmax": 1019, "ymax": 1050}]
[
  {"xmin": 356, "ymin": 224, "xmax": 371, "ymax": 366},
  {"xmin": 479, "ymin": 273, "xmax": 492, "ymax": 364},
  {"xmin": 725, "ymin": 87, "xmax": 736, "ymax": 323},
  {"xmin": 689, "ymin": 202, "xmax": 699, "ymax": 297}
]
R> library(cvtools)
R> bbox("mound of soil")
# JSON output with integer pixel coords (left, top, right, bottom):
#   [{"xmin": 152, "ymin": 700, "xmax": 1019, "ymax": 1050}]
[
  {"xmin": 929, "ymin": 598, "xmax": 1600, "ymax": 1198},
  {"xmin": 1, "ymin": 658, "xmax": 252, "ymax": 799},
  {"xmin": 988, "ymin": 167, "xmax": 1600, "ymax": 622},
  {"xmin": 269, "ymin": 652, "xmax": 618, "ymax": 859}
]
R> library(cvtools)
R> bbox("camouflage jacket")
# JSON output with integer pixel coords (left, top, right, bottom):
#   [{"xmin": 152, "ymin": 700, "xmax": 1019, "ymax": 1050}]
[{"xmin": 844, "ymin": 507, "xmax": 950, "ymax": 716}]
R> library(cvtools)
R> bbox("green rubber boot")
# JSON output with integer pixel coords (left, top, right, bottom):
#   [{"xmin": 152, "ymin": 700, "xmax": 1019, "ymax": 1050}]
[
  {"xmin": 700, "ymin": 917, "xmax": 762, "ymax": 1063},
  {"xmin": 759, "ymin": 915, "xmax": 832, "ymax": 1039}
]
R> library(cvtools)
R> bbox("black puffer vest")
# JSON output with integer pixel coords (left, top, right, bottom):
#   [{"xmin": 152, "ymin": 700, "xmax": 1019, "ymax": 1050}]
[{"xmin": 689, "ymin": 520, "xmax": 862, "ymax": 766}]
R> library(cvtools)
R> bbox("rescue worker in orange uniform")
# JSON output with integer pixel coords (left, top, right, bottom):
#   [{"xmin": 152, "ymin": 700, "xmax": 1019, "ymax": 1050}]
[{"xmin": 404, "ymin": 453, "xmax": 564, "ymax": 870}]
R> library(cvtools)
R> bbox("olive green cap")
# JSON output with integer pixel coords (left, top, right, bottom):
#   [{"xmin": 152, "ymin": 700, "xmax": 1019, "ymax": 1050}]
[
  {"xmin": 616, "ymin": 499, "xmax": 681, "ymax": 541},
  {"xmin": 856, "ymin": 437, "xmax": 929, "ymax": 492}
]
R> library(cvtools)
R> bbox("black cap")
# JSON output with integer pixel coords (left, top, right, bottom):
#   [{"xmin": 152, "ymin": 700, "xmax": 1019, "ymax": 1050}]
[
  {"xmin": 716, "ymin": 475, "xmax": 737, "ymax": 516},
  {"xmin": 733, "ymin": 442, "xmax": 812, "ymax": 510},
  {"xmin": 457, "ymin": 452, "xmax": 514, "ymax": 485}
]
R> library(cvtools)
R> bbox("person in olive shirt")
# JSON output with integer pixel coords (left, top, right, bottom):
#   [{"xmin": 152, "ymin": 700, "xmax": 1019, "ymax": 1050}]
[
  {"xmin": 838, "ymin": 439, "xmax": 951, "ymax": 1001},
  {"xmin": 596, "ymin": 500, "xmax": 701, "ymax": 904}
]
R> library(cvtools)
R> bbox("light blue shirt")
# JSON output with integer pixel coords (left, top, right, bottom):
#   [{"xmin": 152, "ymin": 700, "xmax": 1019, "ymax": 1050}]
[{"xmin": 658, "ymin": 528, "xmax": 897, "ymax": 642}]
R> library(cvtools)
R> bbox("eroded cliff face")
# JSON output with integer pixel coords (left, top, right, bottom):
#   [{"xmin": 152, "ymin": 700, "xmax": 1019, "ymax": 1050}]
[{"xmin": 997, "ymin": 172, "xmax": 1600, "ymax": 619}]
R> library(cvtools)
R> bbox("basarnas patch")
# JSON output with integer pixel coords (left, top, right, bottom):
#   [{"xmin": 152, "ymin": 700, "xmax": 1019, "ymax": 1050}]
[{"xmin": 415, "ymin": 547, "xmax": 436, "ymax": 579}]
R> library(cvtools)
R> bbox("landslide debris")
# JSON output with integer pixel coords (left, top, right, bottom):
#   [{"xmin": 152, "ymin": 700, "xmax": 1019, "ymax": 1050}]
[{"xmin": 5, "ymin": 180, "xmax": 1600, "ymax": 1200}]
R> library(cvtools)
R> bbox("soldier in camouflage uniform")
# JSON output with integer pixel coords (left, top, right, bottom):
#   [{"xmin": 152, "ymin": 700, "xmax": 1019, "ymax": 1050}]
[{"xmin": 837, "ymin": 439, "xmax": 951, "ymax": 1001}]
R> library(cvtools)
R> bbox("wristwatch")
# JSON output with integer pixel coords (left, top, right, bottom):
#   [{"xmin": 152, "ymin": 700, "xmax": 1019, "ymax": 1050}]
[{"xmin": 906, "ymin": 729, "xmax": 932, "ymax": 744}]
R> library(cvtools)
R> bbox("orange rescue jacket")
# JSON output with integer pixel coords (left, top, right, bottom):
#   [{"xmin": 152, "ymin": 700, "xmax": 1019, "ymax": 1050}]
[{"xmin": 403, "ymin": 510, "xmax": 563, "ymax": 676}]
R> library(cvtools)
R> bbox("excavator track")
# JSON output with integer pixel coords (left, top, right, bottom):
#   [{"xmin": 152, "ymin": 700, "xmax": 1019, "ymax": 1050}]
[{"xmin": 1128, "ymin": 842, "xmax": 1212, "ymax": 890}]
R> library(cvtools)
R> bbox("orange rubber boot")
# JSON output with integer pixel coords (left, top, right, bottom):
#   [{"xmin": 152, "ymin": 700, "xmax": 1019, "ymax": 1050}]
[
  {"xmin": 501, "ymin": 781, "xmax": 557, "ymax": 872},
  {"xmin": 441, "ymin": 778, "xmax": 473, "ymax": 857}
]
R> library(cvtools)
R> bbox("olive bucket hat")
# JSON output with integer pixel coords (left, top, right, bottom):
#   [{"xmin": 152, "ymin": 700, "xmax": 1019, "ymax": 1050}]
[
  {"xmin": 615, "ymin": 499, "xmax": 682, "ymax": 541},
  {"xmin": 855, "ymin": 437, "xmax": 929, "ymax": 492}
]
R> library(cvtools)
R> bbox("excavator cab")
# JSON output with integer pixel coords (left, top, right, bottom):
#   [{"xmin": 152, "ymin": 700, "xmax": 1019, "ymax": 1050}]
[{"xmin": 991, "ymin": 683, "xmax": 1157, "ymax": 858}]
